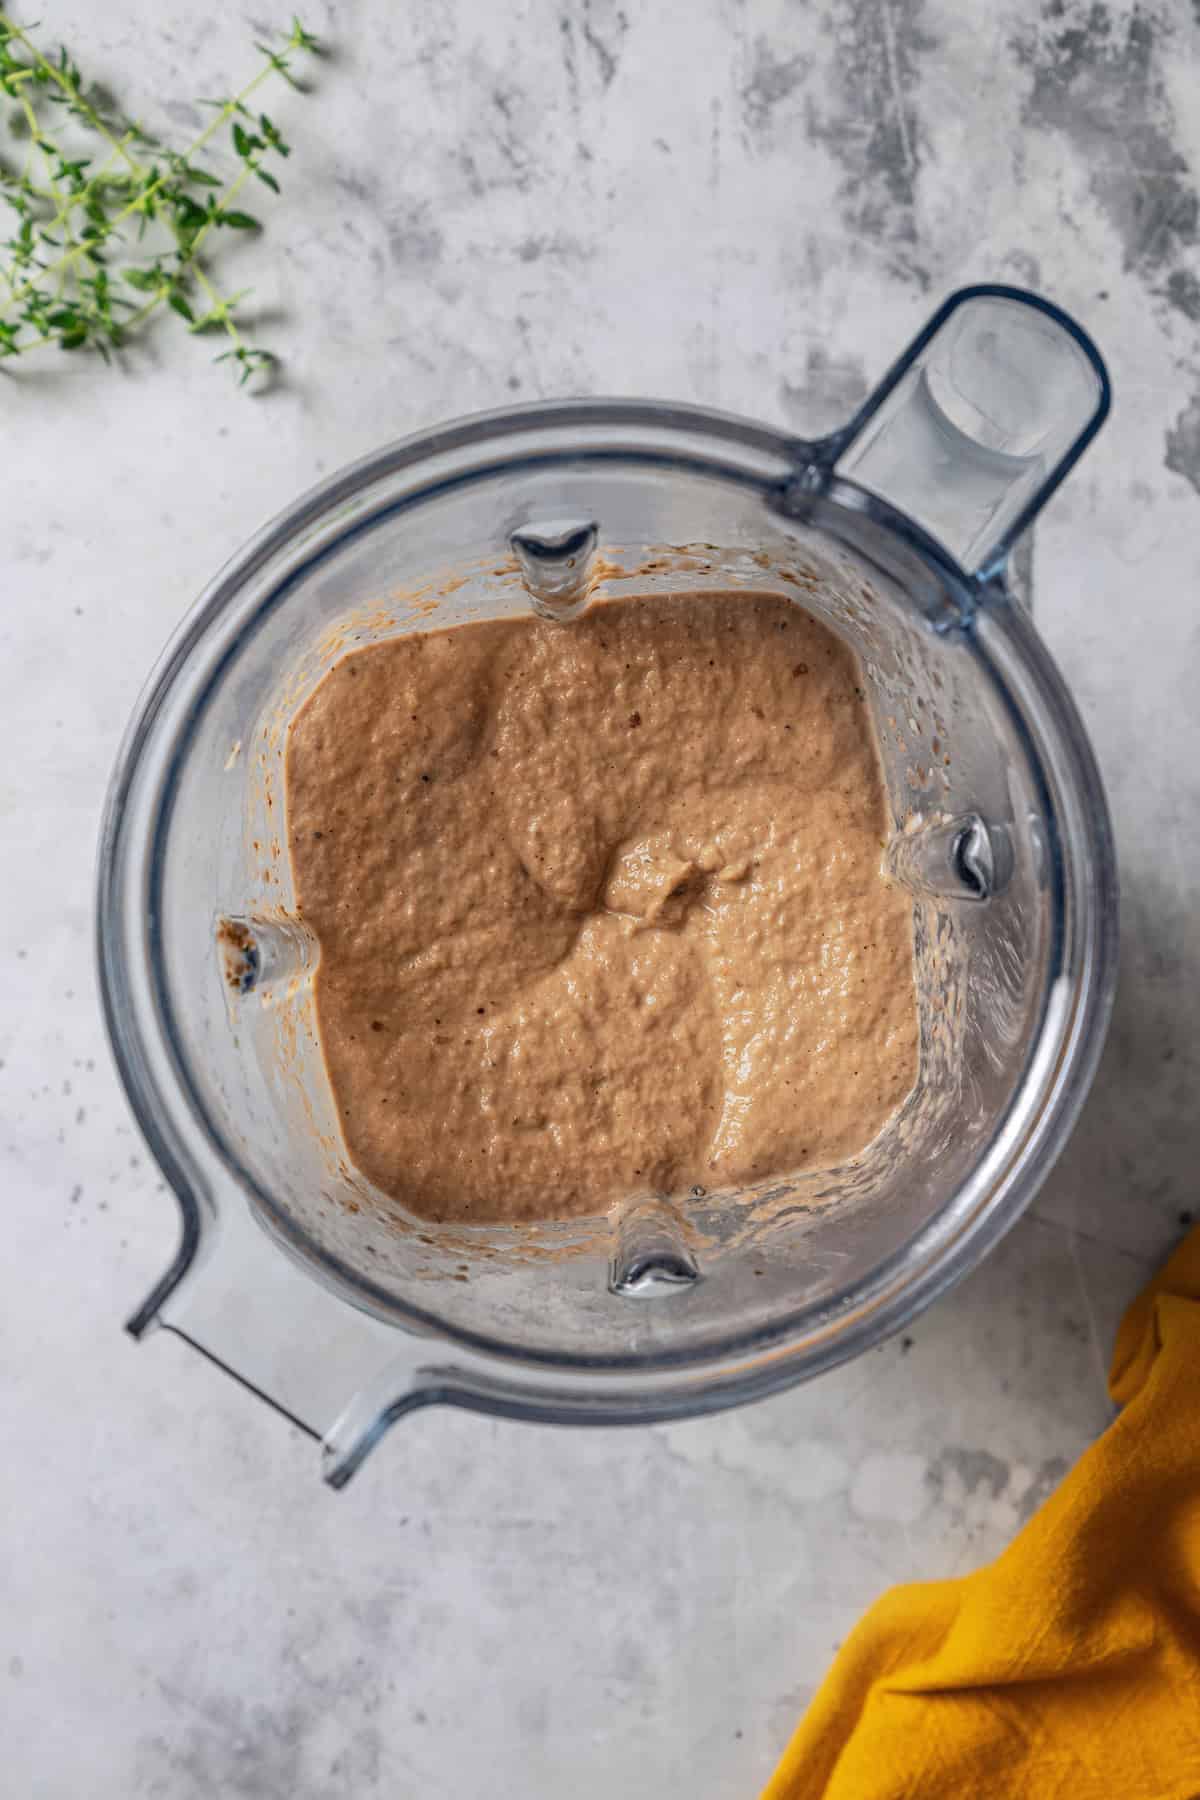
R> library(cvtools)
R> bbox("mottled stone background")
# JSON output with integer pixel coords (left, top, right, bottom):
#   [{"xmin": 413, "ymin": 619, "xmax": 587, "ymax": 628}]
[{"xmin": 4, "ymin": 1, "xmax": 1199, "ymax": 1794}]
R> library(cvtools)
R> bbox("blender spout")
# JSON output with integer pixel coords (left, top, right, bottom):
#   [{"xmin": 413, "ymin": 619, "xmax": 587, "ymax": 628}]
[
  {"xmin": 132, "ymin": 1189, "xmax": 434, "ymax": 1484},
  {"xmin": 818, "ymin": 285, "xmax": 1111, "ymax": 583}
]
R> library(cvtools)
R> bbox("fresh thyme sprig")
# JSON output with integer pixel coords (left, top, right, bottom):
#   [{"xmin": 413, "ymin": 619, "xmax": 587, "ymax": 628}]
[{"xmin": 0, "ymin": 14, "xmax": 321, "ymax": 385}]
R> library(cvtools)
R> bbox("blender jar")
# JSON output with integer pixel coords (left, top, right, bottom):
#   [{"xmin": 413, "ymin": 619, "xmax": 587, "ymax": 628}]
[{"xmin": 98, "ymin": 286, "xmax": 1117, "ymax": 1485}]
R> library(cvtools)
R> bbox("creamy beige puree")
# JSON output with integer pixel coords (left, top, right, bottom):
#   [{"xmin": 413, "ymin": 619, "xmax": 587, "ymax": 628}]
[{"xmin": 285, "ymin": 590, "xmax": 917, "ymax": 1223}]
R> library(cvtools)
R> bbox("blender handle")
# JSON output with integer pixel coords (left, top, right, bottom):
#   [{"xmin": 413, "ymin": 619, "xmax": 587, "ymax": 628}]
[{"xmin": 819, "ymin": 285, "xmax": 1111, "ymax": 584}]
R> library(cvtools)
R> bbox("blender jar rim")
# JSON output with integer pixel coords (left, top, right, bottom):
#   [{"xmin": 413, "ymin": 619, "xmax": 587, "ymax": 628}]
[{"xmin": 96, "ymin": 393, "xmax": 1118, "ymax": 1407}]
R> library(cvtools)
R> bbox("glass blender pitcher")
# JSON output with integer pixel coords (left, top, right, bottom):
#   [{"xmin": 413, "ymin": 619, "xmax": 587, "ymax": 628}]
[{"xmin": 97, "ymin": 285, "xmax": 1117, "ymax": 1485}]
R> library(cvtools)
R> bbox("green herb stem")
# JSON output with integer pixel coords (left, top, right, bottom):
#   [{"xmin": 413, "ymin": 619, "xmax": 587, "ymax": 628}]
[
  {"xmin": 2, "ymin": 16, "xmax": 142, "ymax": 175},
  {"xmin": 0, "ymin": 13, "xmax": 320, "ymax": 381},
  {"xmin": 5, "ymin": 62, "xmax": 278, "ymax": 307}
]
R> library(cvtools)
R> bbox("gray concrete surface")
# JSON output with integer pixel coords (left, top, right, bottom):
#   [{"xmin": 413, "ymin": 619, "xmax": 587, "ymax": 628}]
[{"xmin": 4, "ymin": 1, "xmax": 1198, "ymax": 1793}]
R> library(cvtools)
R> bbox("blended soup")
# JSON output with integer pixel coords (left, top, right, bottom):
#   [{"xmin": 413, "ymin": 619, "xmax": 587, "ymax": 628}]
[{"xmin": 284, "ymin": 590, "xmax": 917, "ymax": 1223}]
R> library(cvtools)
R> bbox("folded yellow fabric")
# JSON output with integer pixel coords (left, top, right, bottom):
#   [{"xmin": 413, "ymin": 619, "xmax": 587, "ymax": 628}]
[{"xmin": 764, "ymin": 1228, "xmax": 1200, "ymax": 1800}]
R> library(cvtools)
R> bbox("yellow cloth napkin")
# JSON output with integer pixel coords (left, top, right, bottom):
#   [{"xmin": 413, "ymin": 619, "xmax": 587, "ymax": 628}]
[{"xmin": 763, "ymin": 1228, "xmax": 1200, "ymax": 1800}]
